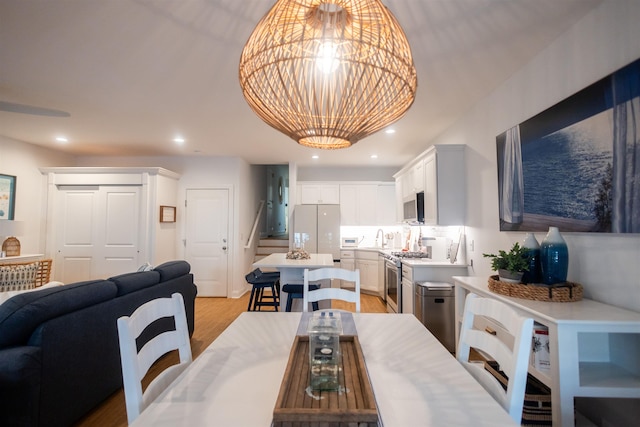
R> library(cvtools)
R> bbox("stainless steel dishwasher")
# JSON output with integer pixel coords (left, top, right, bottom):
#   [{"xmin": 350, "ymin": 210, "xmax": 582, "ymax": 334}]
[{"xmin": 414, "ymin": 281, "xmax": 456, "ymax": 353}]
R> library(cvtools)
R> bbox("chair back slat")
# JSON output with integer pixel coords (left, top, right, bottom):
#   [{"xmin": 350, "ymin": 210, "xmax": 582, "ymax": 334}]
[
  {"xmin": 456, "ymin": 293, "xmax": 534, "ymax": 424},
  {"xmin": 303, "ymin": 267, "xmax": 361, "ymax": 312},
  {"xmin": 117, "ymin": 292, "xmax": 192, "ymax": 424}
]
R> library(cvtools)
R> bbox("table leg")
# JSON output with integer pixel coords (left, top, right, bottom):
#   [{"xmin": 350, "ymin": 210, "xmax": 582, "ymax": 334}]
[{"xmin": 553, "ymin": 324, "xmax": 580, "ymax": 427}]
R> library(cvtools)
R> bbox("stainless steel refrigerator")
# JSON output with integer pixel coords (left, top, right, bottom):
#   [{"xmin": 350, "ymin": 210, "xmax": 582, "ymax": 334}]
[{"xmin": 293, "ymin": 204, "xmax": 341, "ymax": 262}]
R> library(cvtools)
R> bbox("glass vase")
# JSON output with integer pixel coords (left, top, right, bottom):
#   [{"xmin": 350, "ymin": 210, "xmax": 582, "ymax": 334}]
[
  {"xmin": 540, "ymin": 227, "xmax": 569, "ymax": 285},
  {"xmin": 521, "ymin": 233, "xmax": 541, "ymax": 284}
]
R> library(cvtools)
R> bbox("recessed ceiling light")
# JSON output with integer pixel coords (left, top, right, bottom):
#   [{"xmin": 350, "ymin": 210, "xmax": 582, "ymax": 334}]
[
  {"xmin": 385, "ymin": 129, "xmax": 396, "ymax": 134},
  {"xmin": 173, "ymin": 136, "xmax": 185, "ymax": 144},
  {"xmin": 370, "ymin": 154, "xmax": 378, "ymax": 159},
  {"xmin": 312, "ymin": 155, "xmax": 319, "ymax": 159},
  {"xmin": 55, "ymin": 136, "xmax": 68, "ymax": 143}
]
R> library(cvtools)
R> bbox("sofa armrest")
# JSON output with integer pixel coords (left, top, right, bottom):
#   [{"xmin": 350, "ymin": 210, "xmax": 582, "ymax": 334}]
[
  {"xmin": 0, "ymin": 346, "xmax": 42, "ymax": 426},
  {"xmin": 0, "ymin": 346, "xmax": 41, "ymax": 385}
]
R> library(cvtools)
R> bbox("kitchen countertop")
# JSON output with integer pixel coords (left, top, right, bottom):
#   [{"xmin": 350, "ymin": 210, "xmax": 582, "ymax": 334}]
[
  {"xmin": 401, "ymin": 258, "xmax": 468, "ymax": 267},
  {"xmin": 253, "ymin": 252, "xmax": 334, "ymax": 268},
  {"xmin": 340, "ymin": 246, "xmax": 391, "ymax": 252},
  {"xmin": 340, "ymin": 247, "xmax": 468, "ymax": 267}
]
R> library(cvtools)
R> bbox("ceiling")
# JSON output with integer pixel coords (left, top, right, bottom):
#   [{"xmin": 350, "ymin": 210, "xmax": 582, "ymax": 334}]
[{"xmin": 0, "ymin": 0, "xmax": 601, "ymax": 167}]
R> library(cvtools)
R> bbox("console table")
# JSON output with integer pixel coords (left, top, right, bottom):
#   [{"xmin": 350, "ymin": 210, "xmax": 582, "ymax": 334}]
[
  {"xmin": 453, "ymin": 276, "xmax": 640, "ymax": 427},
  {"xmin": 0, "ymin": 254, "xmax": 44, "ymax": 264}
]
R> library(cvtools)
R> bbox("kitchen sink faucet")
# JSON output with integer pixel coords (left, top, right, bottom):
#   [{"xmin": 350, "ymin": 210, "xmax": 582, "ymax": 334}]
[{"xmin": 375, "ymin": 229, "xmax": 386, "ymax": 248}]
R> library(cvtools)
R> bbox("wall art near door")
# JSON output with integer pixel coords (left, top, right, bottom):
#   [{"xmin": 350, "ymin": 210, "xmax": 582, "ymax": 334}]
[
  {"xmin": 0, "ymin": 174, "xmax": 16, "ymax": 220},
  {"xmin": 496, "ymin": 58, "xmax": 639, "ymax": 233}
]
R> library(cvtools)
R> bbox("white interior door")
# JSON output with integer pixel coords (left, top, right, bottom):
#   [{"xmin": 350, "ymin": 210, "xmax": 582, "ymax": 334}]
[
  {"xmin": 55, "ymin": 185, "xmax": 141, "ymax": 283},
  {"xmin": 185, "ymin": 189, "xmax": 229, "ymax": 297}
]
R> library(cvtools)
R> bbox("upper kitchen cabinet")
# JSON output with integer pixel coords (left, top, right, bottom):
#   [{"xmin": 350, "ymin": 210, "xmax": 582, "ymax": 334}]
[
  {"xmin": 424, "ymin": 145, "xmax": 465, "ymax": 225},
  {"xmin": 376, "ymin": 184, "xmax": 396, "ymax": 225},
  {"xmin": 297, "ymin": 183, "xmax": 340, "ymax": 204},
  {"xmin": 340, "ymin": 183, "xmax": 396, "ymax": 226},
  {"xmin": 395, "ymin": 144, "xmax": 466, "ymax": 226},
  {"xmin": 399, "ymin": 159, "xmax": 424, "ymax": 201}
]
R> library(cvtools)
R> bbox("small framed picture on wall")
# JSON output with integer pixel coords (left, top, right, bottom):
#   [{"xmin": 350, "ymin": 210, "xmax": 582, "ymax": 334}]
[
  {"xmin": 0, "ymin": 174, "xmax": 16, "ymax": 220},
  {"xmin": 160, "ymin": 205, "xmax": 176, "ymax": 223}
]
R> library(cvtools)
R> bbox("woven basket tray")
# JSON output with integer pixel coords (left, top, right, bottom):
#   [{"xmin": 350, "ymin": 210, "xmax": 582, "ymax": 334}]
[{"xmin": 488, "ymin": 275, "xmax": 583, "ymax": 302}]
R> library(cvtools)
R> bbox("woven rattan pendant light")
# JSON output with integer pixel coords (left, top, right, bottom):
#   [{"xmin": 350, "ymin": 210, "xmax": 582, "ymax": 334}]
[{"xmin": 239, "ymin": 0, "xmax": 417, "ymax": 149}]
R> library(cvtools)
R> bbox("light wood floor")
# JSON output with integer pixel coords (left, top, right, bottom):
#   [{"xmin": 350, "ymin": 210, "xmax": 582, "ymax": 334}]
[{"xmin": 74, "ymin": 292, "xmax": 387, "ymax": 426}]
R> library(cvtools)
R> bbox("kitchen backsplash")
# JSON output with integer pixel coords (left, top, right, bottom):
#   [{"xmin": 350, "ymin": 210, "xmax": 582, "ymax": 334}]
[{"xmin": 340, "ymin": 225, "xmax": 465, "ymax": 261}]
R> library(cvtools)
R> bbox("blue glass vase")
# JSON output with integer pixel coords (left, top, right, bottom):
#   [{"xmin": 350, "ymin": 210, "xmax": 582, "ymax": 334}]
[
  {"xmin": 521, "ymin": 233, "xmax": 541, "ymax": 284},
  {"xmin": 540, "ymin": 227, "xmax": 568, "ymax": 285}
]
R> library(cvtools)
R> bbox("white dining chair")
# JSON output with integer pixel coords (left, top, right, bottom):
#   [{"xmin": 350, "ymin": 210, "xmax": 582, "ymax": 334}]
[
  {"xmin": 303, "ymin": 267, "xmax": 361, "ymax": 312},
  {"xmin": 117, "ymin": 293, "xmax": 192, "ymax": 424},
  {"xmin": 456, "ymin": 292, "xmax": 534, "ymax": 424}
]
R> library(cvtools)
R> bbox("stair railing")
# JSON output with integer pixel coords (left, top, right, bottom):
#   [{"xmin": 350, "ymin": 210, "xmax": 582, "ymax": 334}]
[{"xmin": 245, "ymin": 200, "xmax": 266, "ymax": 249}]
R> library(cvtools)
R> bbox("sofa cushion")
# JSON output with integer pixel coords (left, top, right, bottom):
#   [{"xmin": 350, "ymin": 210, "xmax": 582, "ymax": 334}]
[
  {"xmin": 0, "ymin": 280, "xmax": 117, "ymax": 347},
  {"xmin": 0, "ymin": 281, "xmax": 65, "ymax": 306},
  {"xmin": 154, "ymin": 260, "xmax": 191, "ymax": 282},
  {"xmin": 109, "ymin": 270, "xmax": 161, "ymax": 296},
  {"xmin": 0, "ymin": 262, "xmax": 40, "ymax": 292}
]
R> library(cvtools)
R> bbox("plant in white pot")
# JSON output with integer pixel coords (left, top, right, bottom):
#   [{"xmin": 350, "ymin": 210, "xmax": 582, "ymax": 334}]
[{"xmin": 483, "ymin": 242, "xmax": 532, "ymax": 283}]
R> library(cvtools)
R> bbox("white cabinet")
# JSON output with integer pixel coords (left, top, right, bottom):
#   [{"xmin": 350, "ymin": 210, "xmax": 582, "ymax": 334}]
[
  {"xmin": 399, "ymin": 160, "xmax": 424, "ymax": 201},
  {"xmin": 394, "ymin": 144, "xmax": 466, "ymax": 225},
  {"xmin": 376, "ymin": 184, "xmax": 397, "ymax": 224},
  {"xmin": 339, "ymin": 183, "xmax": 395, "ymax": 226},
  {"xmin": 354, "ymin": 250, "xmax": 381, "ymax": 296},
  {"xmin": 402, "ymin": 277, "xmax": 414, "ymax": 315},
  {"xmin": 298, "ymin": 183, "xmax": 340, "ymax": 204},
  {"xmin": 356, "ymin": 259, "xmax": 379, "ymax": 295},
  {"xmin": 423, "ymin": 145, "xmax": 465, "ymax": 225},
  {"xmin": 423, "ymin": 154, "xmax": 437, "ymax": 225},
  {"xmin": 412, "ymin": 160, "xmax": 424, "ymax": 194},
  {"xmin": 340, "ymin": 250, "xmax": 356, "ymax": 288},
  {"xmin": 401, "ymin": 263, "xmax": 413, "ymax": 314}
]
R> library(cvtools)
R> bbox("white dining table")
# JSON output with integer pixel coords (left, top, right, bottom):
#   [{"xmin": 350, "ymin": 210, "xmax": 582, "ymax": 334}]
[
  {"xmin": 131, "ymin": 312, "xmax": 518, "ymax": 427},
  {"xmin": 252, "ymin": 252, "xmax": 335, "ymax": 311}
]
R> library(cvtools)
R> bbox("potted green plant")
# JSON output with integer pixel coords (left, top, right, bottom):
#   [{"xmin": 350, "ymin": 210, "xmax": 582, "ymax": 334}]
[{"xmin": 483, "ymin": 242, "xmax": 531, "ymax": 283}]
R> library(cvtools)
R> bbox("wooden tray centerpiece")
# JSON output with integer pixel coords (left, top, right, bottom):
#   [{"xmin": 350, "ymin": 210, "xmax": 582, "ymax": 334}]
[{"xmin": 273, "ymin": 335, "xmax": 379, "ymax": 427}]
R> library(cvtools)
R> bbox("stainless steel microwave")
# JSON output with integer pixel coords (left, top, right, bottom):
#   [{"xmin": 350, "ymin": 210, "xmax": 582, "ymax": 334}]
[{"xmin": 403, "ymin": 191, "xmax": 424, "ymax": 223}]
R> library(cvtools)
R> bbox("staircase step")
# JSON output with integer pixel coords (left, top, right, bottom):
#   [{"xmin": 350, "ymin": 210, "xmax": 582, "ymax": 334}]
[
  {"xmin": 257, "ymin": 246, "xmax": 288, "ymax": 255},
  {"xmin": 259, "ymin": 238, "xmax": 289, "ymax": 247}
]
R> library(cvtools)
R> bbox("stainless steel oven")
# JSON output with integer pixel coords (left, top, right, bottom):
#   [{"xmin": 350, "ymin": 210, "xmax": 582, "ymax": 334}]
[
  {"xmin": 384, "ymin": 255, "xmax": 401, "ymax": 313},
  {"xmin": 384, "ymin": 251, "xmax": 433, "ymax": 313}
]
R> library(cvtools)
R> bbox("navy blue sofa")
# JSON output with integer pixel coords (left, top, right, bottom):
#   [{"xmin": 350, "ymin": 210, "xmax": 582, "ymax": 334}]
[{"xmin": 0, "ymin": 260, "xmax": 197, "ymax": 427}]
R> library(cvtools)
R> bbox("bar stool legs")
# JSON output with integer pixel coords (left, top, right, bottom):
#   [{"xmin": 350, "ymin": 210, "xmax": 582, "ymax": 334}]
[
  {"xmin": 245, "ymin": 269, "xmax": 280, "ymax": 312},
  {"xmin": 282, "ymin": 284, "xmax": 319, "ymax": 312}
]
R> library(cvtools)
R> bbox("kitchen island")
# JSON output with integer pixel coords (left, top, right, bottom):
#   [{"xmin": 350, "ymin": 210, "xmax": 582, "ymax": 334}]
[{"xmin": 252, "ymin": 253, "xmax": 334, "ymax": 311}]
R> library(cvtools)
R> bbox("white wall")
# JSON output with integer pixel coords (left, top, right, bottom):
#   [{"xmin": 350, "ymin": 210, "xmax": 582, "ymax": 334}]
[
  {"xmin": 0, "ymin": 137, "xmax": 76, "ymax": 255},
  {"xmin": 154, "ymin": 173, "xmax": 179, "ymax": 265},
  {"xmin": 430, "ymin": 0, "xmax": 640, "ymax": 312}
]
